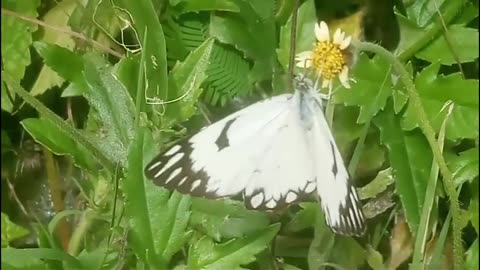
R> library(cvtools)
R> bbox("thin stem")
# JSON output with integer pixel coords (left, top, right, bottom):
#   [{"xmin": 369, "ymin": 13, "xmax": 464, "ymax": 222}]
[
  {"xmin": 354, "ymin": 41, "xmax": 464, "ymax": 269},
  {"xmin": 288, "ymin": 0, "xmax": 300, "ymax": 87}
]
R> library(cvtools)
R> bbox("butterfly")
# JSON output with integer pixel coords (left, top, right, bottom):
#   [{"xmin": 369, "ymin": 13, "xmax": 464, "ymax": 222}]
[{"xmin": 144, "ymin": 76, "xmax": 366, "ymax": 236}]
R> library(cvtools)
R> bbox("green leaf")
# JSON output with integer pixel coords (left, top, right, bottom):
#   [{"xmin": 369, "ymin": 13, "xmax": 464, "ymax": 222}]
[
  {"xmin": 1, "ymin": 213, "xmax": 29, "ymax": 247},
  {"xmin": 124, "ymin": 127, "xmax": 165, "ymax": 268},
  {"xmin": 115, "ymin": 0, "xmax": 169, "ymax": 104},
  {"xmin": 329, "ymin": 236, "xmax": 367, "ymax": 269},
  {"xmin": 1, "ymin": 0, "xmax": 40, "ymax": 81},
  {"xmin": 366, "ymin": 246, "xmax": 385, "ymax": 270},
  {"xmin": 209, "ymin": 0, "xmax": 276, "ymax": 81},
  {"xmin": 171, "ymin": 0, "xmax": 239, "ymax": 14},
  {"xmin": 33, "ymin": 42, "xmax": 86, "ymax": 95},
  {"xmin": 402, "ymin": 63, "xmax": 479, "ymax": 140},
  {"xmin": 334, "ymin": 54, "xmax": 393, "ymax": 123},
  {"xmin": 30, "ymin": 0, "xmax": 78, "ymax": 96},
  {"xmin": 165, "ymin": 17, "xmax": 252, "ymax": 106},
  {"xmin": 148, "ymin": 190, "xmax": 191, "ymax": 262},
  {"xmin": 447, "ymin": 147, "xmax": 479, "ymax": 186},
  {"xmin": 162, "ymin": 38, "xmax": 215, "ymax": 128},
  {"xmin": 285, "ymin": 203, "xmax": 317, "ymax": 233},
  {"xmin": 1, "ymin": 130, "xmax": 13, "ymax": 154},
  {"xmin": 374, "ymin": 102, "xmax": 432, "ymax": 233},
  {"xmin": 417, "ymin": 25, "xmax": 479, "ymax": 65},
  {"xmin": 190, "ymin": 198, "xmax": 270, "ymax": 241},
  {"xmin": 203, "ymin": 43, "xmax": 252, "ymax": 106},
  {"xmin": 82, "ymin": 54, "xmax": 136, "ymax": 166},
  {"xmin": 358, "ymin": 168, "xmax": 395, "ymax": 200},
  {"xmin": 188, "ymin": 224, "xmax": 280, "ymax": 270},
  {"xmin": 465, "ymin": 239, "xmax": 479, "ymax": 270},
  {"xmin": 21, "ymin": 118, "xmax": 97, "ymax": 171},
  {"xmin": 307, "ymin": 208, "xmax": 335, "ymax": 269},
  {"xmin": 405, "ymin": 0, "xmax": 447, "ymax": 27},
  {"xmin": 1, "ymin": 248, "xmax": 83, "ymax": 269},
  {"xmin": 277, "ymin": 0, "xmax": 316, "ymax": 70},
  {"xmin": 469, "ymin": 197, "xmax": 479, "ymax": 234}
]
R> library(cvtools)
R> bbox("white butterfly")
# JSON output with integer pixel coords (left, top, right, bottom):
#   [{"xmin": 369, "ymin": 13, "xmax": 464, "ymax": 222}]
[{"xmin": 145, "ymin": 76, "xmax": 366, "ymax": 236}]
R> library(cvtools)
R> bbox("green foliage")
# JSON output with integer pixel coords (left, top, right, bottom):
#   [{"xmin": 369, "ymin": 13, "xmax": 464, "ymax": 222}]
[
  {"xmin": 1, "ymin": 213, "xmax": 29, "ymax": 248},
  {"xmin": 1, "ymin": 0, "xmax": 478, "ymax": 269}
]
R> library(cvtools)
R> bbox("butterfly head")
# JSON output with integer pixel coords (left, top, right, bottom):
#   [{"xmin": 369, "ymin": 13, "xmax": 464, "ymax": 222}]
[{"xmin": 293, "ymin": 74, "xmax": 315, "ymax": 93}]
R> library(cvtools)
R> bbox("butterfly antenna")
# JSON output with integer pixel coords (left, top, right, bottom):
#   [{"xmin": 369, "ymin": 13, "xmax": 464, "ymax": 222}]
[{"xmin": 288, "ymin": 0, "xmax": 300, "ymax": 88}]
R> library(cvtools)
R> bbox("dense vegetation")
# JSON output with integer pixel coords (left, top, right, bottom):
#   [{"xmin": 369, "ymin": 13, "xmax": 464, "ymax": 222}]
[{"xmin": 1, "ymin": 0, "xmax": 478, "ymax": 269}]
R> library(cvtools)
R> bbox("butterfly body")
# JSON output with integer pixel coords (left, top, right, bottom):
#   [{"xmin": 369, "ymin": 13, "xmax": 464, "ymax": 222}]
[{"xmin": 145, "ymin": 78, "xmax": 365, "ymax": 236}]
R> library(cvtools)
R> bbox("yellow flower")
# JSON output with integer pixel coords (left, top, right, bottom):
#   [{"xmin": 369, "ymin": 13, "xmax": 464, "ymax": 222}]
[{"xmin": 295, "ymin": 21, "xmax": 353, "ymax": 91}]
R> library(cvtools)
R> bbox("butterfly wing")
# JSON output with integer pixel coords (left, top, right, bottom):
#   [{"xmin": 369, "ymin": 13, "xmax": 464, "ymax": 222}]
[
  {"xmin": 303, "ymin": 88, "xmax": 366, "ymax": 236},
  {"xmin": 145, "ymin": 93, "xmax": 316, "ymax": 209}
]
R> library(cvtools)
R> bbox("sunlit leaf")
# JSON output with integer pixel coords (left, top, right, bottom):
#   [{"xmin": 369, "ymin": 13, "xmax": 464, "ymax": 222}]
[
  {"xmin": 30, "ymin": 0, "xmax": 78, "ymax": 96},
  {"xmin": 402, "ymin": 63, "xmax": 479, "ymax": 140},
  {"xmin": 1, "ymin": 213, "xmax": 29, "ymax": 248},
  {"xmin": 417, "ymin": 25, "xmax": 479, "ymax": 65},
  {"xmin": 335, "ymin": 54, "xmax": 393, "ymax": 123}
]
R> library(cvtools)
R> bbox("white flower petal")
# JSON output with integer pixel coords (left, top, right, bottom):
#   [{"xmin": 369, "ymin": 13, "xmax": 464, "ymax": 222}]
[
  {"xmin": 315, "ymin": 21, "xmax": 330, "ymax": 42},
  {"xmin": 296, "ymin": 59, "xmax": 313, "ymax": 68},
  {"xmin": 340, "ymin": 35, "xmax": 352, "ymax": 50},
  {"xmin": 295, "ymin": 51, "xmax": 312, "ymax": 60},
  {"xmin": 295, "ymin": 51, "xmax": 313, "ymax": 68},
  {"xmin": 333, "ymin": 29, "xmax": 344, "ymax": 45},
  {"xmin": 339, "ymin": 66, "xmax": 351, "ymax": 89}
]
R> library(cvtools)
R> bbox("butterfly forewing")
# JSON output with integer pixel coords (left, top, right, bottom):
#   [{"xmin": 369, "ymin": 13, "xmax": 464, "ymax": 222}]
[{"xmin": 145, "ymin": 94, "xmax": 317, "ymax": 208}]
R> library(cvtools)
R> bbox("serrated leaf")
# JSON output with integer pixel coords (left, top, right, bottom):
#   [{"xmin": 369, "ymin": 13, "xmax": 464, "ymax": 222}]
[
  {"xmin": 148, "ymin": 191, "xmax": 192, "ymax": 261},
  {"xmin": 82, "ymin": 54, "xmax": 136, "ymax": 166},
  {"xmin": 402, "ymin": 63, "xmax": 479, "ymax": 140},
  {"xmin": 406, "ymin": 0, "xmax": 447, "ymax": 27},
  {"xmin": 30, "ymin": 0, "xmax": 78, "ymax": 96},
  {"xmin": 189, "ymin": 198, "xmax": 270, "ymax": 241},
  {"xmin": 21, "ymin": 118, "xmax": 97, "ymax": 171},
  {"xmin": 417, "ymin": 25, "xmax": 479, "ymax": 65},
  {"xmin": 209, "ymin": 0, "xmax": 276, "ymax": 81},
  {"xmin": 188, "ymin": 224, "xmax": 280, "ymax": 270},
  {"xmin": 124, "ymin": 128, "xmax": 166, "ymax": 268},
  {"xmin": 358, "ymin": 168, "xmax": 395, "ymax": 200},
  {"xmin": 204, "ymin": 43, "xmax": 251, "ymax": 105},
  {"xmin": 374, "ymin": 102, "xmax": 432, "ymax": 233},
  {"xmin": 33, "ymin": 42, "xmax": 86, "ymax": 95},
  {"xmin": 162, "ymin": 38, "xmax": 215, "ymax": 128},
  {"xmin": 1, "ymin": 0, "xmax": 40, "ymax": 81},
  {"xmin": 334, "ymin": 54, "xmax": 393, "ymax": 123},
  {"xmin": 447, "ymin": 147, "xmax": 479, "ymax": 186},
  {"xmin": 1, "ymin": 213, "xmax": 29, "ymax": 248}
]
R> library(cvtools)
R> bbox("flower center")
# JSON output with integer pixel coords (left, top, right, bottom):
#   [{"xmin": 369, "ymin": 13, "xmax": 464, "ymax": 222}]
[{"xmin": 312, "ymin": 41, "xmax": 345, "ymax": 80}]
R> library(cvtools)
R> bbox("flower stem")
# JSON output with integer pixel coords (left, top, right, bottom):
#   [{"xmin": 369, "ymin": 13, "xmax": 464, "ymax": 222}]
[{"xmin": 353, "ymin": 41, "xmax": 464, "ymax": 269}]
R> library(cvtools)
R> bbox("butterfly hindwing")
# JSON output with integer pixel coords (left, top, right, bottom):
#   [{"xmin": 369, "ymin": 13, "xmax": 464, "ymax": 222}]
[{"xmin": 305, "ymin": 91, "xmax": 366, "ymax": 236}]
